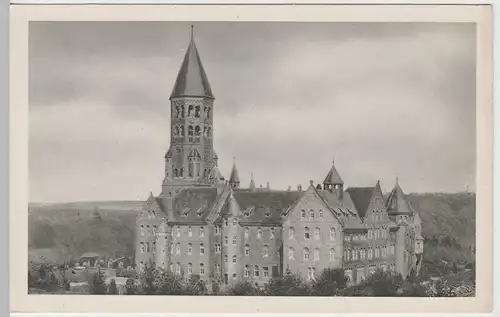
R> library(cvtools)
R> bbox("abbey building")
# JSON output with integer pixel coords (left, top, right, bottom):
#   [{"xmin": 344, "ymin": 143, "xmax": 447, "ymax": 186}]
[{"xmin": 135, "ymin": 30, "xmax": 424, "ymax": 286}]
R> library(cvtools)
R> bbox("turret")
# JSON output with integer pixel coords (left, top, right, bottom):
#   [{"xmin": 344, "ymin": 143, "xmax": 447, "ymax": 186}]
[{"xmin": 229, "ymin": 158, "xmax": 240, "ymax": 189}]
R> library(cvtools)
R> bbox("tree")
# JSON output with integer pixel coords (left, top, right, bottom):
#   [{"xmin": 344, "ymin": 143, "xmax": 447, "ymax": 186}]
[
  {"xmin": 125, "ymin": 278, "xmax": 137, "ymax": 295},
  {"xmin": 108, "ymin": 279, "xmax": 118, "ymax": 295},
  {"xmin": 264, "ymin": 272, "xmax": 310, "ymax": 296},
  {"xmin": 139, "ymin": 261, "xmax": 157, "ymax": 295},
  {"xmin": 228, "ymin": 281, "xmax": 261, "ymax": 296},
  {"xmin": 155, "ymin": 270, "xmax": 185, "ymax": 295},
  {"xmin": 184, "ymin": 274, "xmax": 207, "ymax": 295},
  {"xmin": 311, "ymin": 268, "xmax": 347, "ymax": 296},
  {"xmin": 89, "ymin": 269, "xmax": 107, "ymax": 294}
]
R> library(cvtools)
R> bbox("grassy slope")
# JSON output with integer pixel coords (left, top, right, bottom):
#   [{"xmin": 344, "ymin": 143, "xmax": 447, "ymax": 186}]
[{"xmin": 28, "ymin": 193, "xmax": 475, "ymax": 264}]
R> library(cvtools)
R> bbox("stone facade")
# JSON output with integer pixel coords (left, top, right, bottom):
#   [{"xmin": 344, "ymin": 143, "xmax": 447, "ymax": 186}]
[{"xmin": 134, "ymin": 30, "xmax": 423, "ymax": 287}]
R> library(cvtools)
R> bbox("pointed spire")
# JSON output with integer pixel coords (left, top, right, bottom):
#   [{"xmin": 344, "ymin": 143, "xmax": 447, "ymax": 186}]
[
  {"xmin": 170, "ymin": 26, "xmax": 214, "ymax": 100},
  {"xmin": 386, "ymin": 178, "xmax": 412, "ymax": 214},
  {"xmin": 323, "ymin": 158, "xmax": 343, "ymax": 185},
  {"xmin": 229, "ymin": 158, "xmax": 240, "ymax": 189},
  {"xmin": 249, "ymin": 173, "xmax": 256, "ymax": 192}
]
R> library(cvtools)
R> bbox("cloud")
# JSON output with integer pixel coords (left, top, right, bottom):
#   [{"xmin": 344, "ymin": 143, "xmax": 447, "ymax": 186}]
[{"xmin": 29, "ymin": 22, "xmax": 476, "ymax": 202}]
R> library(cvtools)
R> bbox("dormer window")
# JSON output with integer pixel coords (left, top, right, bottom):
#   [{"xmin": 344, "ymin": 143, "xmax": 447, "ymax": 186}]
[
  {"xmin": 196, "ymin": 208, "xmax": 203, "ymax": 217},
  {"xmin": 264, "ymin": 209, "xmax": 272, "ymax": 218},
  {"xmin": 182, "ymin": 208, "xmax": 190, "ymax": 217}
]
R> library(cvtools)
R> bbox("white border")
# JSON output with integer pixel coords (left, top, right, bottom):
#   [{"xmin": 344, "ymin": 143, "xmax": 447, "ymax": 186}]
[{"xmin": 9, "ymin": 3, "xmax": 494, "ymax": 314}]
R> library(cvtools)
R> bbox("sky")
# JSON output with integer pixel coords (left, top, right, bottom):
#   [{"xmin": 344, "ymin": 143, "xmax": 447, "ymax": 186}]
[{"xmin": 29, "ymin": 22, "xmax": 477, "ymax": 203}]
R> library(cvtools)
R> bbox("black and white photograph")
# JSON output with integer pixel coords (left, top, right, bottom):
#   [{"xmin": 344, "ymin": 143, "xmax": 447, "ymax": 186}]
[{"xmin": 9, "ymin": 3, "xmax": 493, "ymax": 314}]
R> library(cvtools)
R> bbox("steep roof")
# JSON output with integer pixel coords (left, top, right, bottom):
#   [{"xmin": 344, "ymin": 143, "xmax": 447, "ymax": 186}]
[
  {"xmin": 170, "ymin": 187, "xmax": 219, "ymax": 223},
  {"xmin": 386, "ymin": 179, "xmax": 413, "ymax": 215},
  {"xmin": 323, "ymin": 160, "xmax": 343, "ymax": 185},
  {"xmin": 232, "ymin": 190, "xmax": 304, "ymax": 224},
  {"xmin": 229, "ymin": 161, "xmax": 240, "ymax": 184},
  {"xmin": 170, "ymin": 28, "xmax": 214, "ymax": 100},
  {"xmin": 345, "ymin": 187, "xmax": 374, "ymax": 218},
  {"xmin": 249, "ymin": 173, "xmax": 256, "ymax": 192}
]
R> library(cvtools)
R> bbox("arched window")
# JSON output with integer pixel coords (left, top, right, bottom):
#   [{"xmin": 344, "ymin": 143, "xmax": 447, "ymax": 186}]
[
  {"xmin": 232, "ymin": 236, "xmax": 237, "ymax": 245},
  {"xmin": 289, "ymin": 227, "xmax": 295, "ymax": 239},
  {"xmin": 301, "ymin": 209, "xmax": 306, "ymax": 219},
  {"xmin": 199, "ymin": 226, "xmax": 204, "ymax": 237},
  {"xmin": 303, "ymin": 247, "xmax": 310, "ymax": 260},
  {"xmin": 140, "ymin": 225, "xmax": 145, "ymax": 236},
  {"xmin": 233, "ymin": 218, "xmax": 238, "ymax": 227},
  {"xmin": 176, "ymin": 225, "xmax": 180, "ymax": 237},
  {"xmin": 140, "ymin": 242, "xmax": 145, "ymax": 253},
  {"xmin": 232, "ymin": 255, "xmax": 236, "ymax": 264},
  {"xmin": 304, "ymin": 227, "xmax": 310, "ymax": 239},
  {"xmin": 224, "ymin": 236, "xmax": 228, "ymax": 245},
  {"xmin": 146, "ymin": 241, "xmax": 150, "ymax": 252},
  {"xmin": 195, "ymin": 126, "xmax": 201, "ymax": 136},
  {"xmin": 263, "ymin": 245, "xmax": 269, "ymax": 257},
  {"xmin": 309, "ymin": 209, "xmax": 314, "ymax": 219},
  {"xmin": 179, "ymin": 168, "xmax": 184, "ymax": 177},
  {"xmin": 199, "ymin": 263, "xmax": 205, "ymax": 276},
  {"xmin": 313, "ymin": 248, "xmax": 320, "ymax": 261},
  {"xmin": 188, "ymin": 161, "xmax": 193, "ymax": 177},
  {"xmin": 188, "ymin": 125, "xmax": 194, "ymax": 136},
  {"xmin": 174, "ymin": 169, "xmax": 178, "ymax": 177},
  {"xmin": 175, "ymin": 243, "xmax": 180, "ymax": 254},
  {"xmin": 188, "ymin": 226, "xmax": 192, "ymax": 237},
  {"xmin": 245, "ymin": 244, "xmax": 250, "ymax": 256},
  {"xmin": 329, "ymin": 248, "xmax": 335, "ymax": 261},
  {"xmin": 152, "ymin": 241, "xmax": 156, "ymax": 253},
  {"xmin": 288, "ymin": 247, "xmax": 295, "ymax": 260},
  {"xmin": 254, "ymin": 265, "xmax": 260, "ymax": 277},
  {"xmin": 319, "ymin": 209, "xmax": 324, "ymax": 218},
  {"xmin": 187, "ymin": 243, "xmax": 193, "ymax": 255},
  {"xmin": 257, "ymin": 227, "xmax": 263, "ymax": 238},
  {"xmin": 188, "ymin": 105, "xmax": 194, "ymax": 117},
  {"xmin": 314, "ymin": 227, "xmax": 320, "ymax": 240},
  {"xmin": 244, "ymin": 227, "xmax": 249, "ymax": 239},
  {"xmin": 176, "ymin": 262, "xmax": 181, "ymax": 274},
  {"xmin": 224, "ymin": 255, "xmax": 228, "ymax": 263},
  {"xmin": 329, "ymin": 227, "xmax": 336, "ymax": 241},
  {"xmin": 200, "ymin": 243, "xmax": 205, "ymax": 255},
  {"xmin": 169, "ymin": 262, "xmax": 174, "ymax": 272},
  {"xmin": 187, "ymin": 262, "xmax": 193, "ymax": 274},
  {"xmin": 270, "ymin": 227, "xmax": 275, "ymax": 239},
  {"xmin": 244, "ymin": 265, "xmax": 250, "ymax": 277},
  {"xmin": 195, "ymin": 105, "xmax": 201, "ymax": 118}
]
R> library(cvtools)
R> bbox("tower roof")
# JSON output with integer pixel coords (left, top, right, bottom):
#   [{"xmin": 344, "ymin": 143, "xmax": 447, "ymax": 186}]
[
  {"xmin": 229, "ymin": 159, "xmax": 240, "ymax": 184},
  {"xmin": 386, "ymin": 178, "xmax": 413, "ymax": 215},
  {"xmin": 323, "ymin": 158, "xmax": 344, "ymax": 185},
  {"xmin": 170, "ymin": 26, "xmax": 214, "ymax": 100},
  {"xmin": 249, "ymin": 173, "xmax": 256, "ymax": 191}
]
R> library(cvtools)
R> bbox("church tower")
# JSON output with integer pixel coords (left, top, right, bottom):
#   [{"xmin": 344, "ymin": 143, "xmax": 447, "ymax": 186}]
[{"xmin": 163, "ymin": 26, "xmax": 218, "ymax": 197}]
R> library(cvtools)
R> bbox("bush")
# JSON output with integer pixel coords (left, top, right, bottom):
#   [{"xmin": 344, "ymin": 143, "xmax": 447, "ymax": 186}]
[
  {"xmin": 155, "ymin": 270, "xmax": 185, "ymax": 295},
  {"xmin": 88, "ymin": 270, "xmax": 107, "ymax": 294},
  {"xmin": 264, "ymin": 272, "xmax": 310, "ymax": 296},
  {"xmin": 125, "ymin": 278, "xmax": 137, "ymax": 295},
  {"xmin": 228, "ymin": 281, "xmax": 262, "ymax": 296},
  {"xmin": 108, "ymin": 279, "xmax": 118, "ymax": 294},
  {"xmin": 184, "ymin": 274, "xmax": 207, "ymax": 295},
  {"xmin": 311, "ymin": 268, "xmax": 347, "ymax": 296}
]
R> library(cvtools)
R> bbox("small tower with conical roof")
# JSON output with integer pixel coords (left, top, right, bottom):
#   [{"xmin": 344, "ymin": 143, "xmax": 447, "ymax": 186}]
[
  {"xmin": 249, "ymin": 173, "xmax": 256, "ymax": 192},
  {"xmin": 323, "ymin": 156, "xmax": 344, "ymax": 192},
  {"xmin": 229, "ymin": 158, "xmax": 240, "ymax": 190},
  {"xmin": 162, "ymin": 26, "xmax": 218, "ymax": 197}
]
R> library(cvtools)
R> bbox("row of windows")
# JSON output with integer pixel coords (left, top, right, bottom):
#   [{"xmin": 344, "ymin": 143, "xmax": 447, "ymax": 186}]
[
  {"xmin": 167, "ymin": 262, "xmax": 206, "ymax": 276},
  {"xmin": 173, "ymin": 104, "xmax": 211, "ymax": 120},
  {"xmin": 244, "ymin": 265, "xmax": 270, "ymax": 278},
  {"xmin": 139, "ymin": 241, "xmax": 155, "ymax": 253},
  {"xmin": 289, "ymin": 227, "xmax": 336, "ymax": 241},
  {"xmin": 343, "ymin": 245, "xmax": 395, "ymax": 261},
  {"xmin": 171, "ymin": 243, "xmax": 205, "ymax": 255},
  {"xmin": 300, "ymin": 208, "xmax": 324, "ymax": 220},
  {"xmin": 288, "ymin": 247, "xmax": 336, "ymax": 262},
  {"xmin": 172, "ymin": 226, "xmax": 205, "ymax": 238},
  {"xmin": 344, "ymin": 228, "xmax": 391, "ymax": 242},
  {"xmin": 140, "ymin": 225, "xmax": 157, "ymax": 236},
  {"xmin": 371, "ymin": 211, "xmax": 386, "ymax": 222}
]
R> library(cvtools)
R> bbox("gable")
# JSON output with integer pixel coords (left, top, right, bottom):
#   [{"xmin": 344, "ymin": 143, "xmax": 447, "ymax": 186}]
[
  {"xmin": 345, "ymin": 187, "xmax": 374, "ymax": 218},
  {"xmin": 283, "ymin": 186, "xmax": 338, "ymax": 225}
]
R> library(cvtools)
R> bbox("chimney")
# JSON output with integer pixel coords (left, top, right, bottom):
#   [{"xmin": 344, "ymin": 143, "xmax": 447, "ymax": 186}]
[{"xmin": 297, "ymin": 184, "xmax": 302, "ymax": 191}]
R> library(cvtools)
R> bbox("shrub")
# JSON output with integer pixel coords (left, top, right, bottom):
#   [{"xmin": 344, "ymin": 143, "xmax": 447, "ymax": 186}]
[
  {"xmin": 264, "ymin": 272, "xmax": 310, "ymax": 296},
  {"xmin": 108, "ymin": 279, "xmax": 118, "ymax": 295}
]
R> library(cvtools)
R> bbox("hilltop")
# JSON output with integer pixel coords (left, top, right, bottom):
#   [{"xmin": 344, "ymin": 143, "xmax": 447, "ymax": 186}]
[{"xmin": 28, "ymin": 192, "xmax": 475, "ymax": 264}]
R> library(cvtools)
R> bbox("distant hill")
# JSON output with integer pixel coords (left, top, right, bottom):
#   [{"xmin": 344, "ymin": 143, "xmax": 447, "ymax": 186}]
[{"xmin": 28, "ymin": 193, "xmax": 476, "ymax": 264}]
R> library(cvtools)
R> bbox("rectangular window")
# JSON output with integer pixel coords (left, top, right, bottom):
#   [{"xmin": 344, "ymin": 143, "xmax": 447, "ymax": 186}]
[
  {"xmin": 309, "ymin": 210, "xmax": 314, "ymax": 220},
  {"xmin": 263, "ymin": 267, "xmax": 269, "ymax": 277},
  {"xmin": 215, "ymin": 244, "xmax": 221, "ymax": 253},
  {"xmin": 176, "ymin": 226, "xmax": 181, "ymax": 237},
  {"xmin": 215, "ymin": 226, "xmax": 221, "ymax": 235},
  {"xmin": 301, "ymin": 209, "xmax": 306, "ymax": 219},
  {"xmin": 200, "ymin": 227, "xmax": 204, "ymax": 238},
  {"xmin": 232, "ymin": 236, "xmax": 237, "ymax": 245},
  {"xmin": 319, "ymin": 209, "xmax": 323, "ymax": 218}
]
